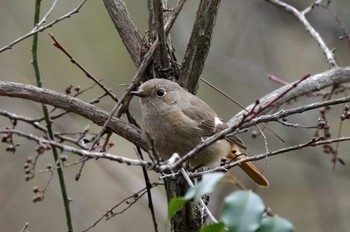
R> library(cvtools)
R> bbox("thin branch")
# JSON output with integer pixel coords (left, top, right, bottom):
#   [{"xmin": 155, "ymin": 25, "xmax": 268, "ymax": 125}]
[
  {"xmin": 180, "ymin": 168, "xmax": 217, "ymax": 223},
  {"xmin": 200, "ymin": 77, "xmax": 246, "ymax": 109},
  {"xmin": 194, "ymin": 136, "xmax": 350, "ymax": 176},
  {"xmin": 82, "ymin": 182, "xmax": 161, "ymax": 232},
  {"xmin": 0, "ymin": 129, "xmax": 152, "ymax": 168},
  {"xmin": 135, "ymin": 147, "xmax": 158, "ymax": 232},
  {"xmin": 49, "ymin": 33, "xmax": 119, "ymax": 102},
  {"xmin": 244, "ymin": 96, "xmax": 350, "ymax": 128},
  {"xmin": 228, "ymin": 67, "xmax": 350, "ymax": 126},
  {"xmin": 31, "ymin": 1, "xmax": 72, "ymax": 230},
  {"xmin": 276, "ymin": 119, "xmax": 318, "ymax": 129},
  {"xmin": 0, "ymin": 0, "xmax": 87, "ymax": 53},
  {"xmin": 35, "ymin": 0, "xmax": 59, "ymax": 29},
  {"xmin": 264, "ymin": 0, "xmax": 337, "ymax": 68},
  {"xmin": 126, "ymin": 101, "xmax": 158, "ymax": 232},
  {"xmin": 302, "ymin": 0, "xmax": 323, "ymax": 15},
  {"xmin": 19, "ymin": 222, "xmax": 29, "ymax": 232},
  {"xmin": 0, "ymin": 109, "xmax": 91, "ymax": 148},
  {"xmin": 246, "ymin": 74, "xmax": 311, "ymax": 120}
]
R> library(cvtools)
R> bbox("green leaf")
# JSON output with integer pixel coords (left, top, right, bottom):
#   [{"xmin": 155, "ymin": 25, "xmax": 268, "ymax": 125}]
[
  {"xmin": 257, "ymin": 216, "xmax": 294, "ymax": 232},
  {"xmin": 184, "ymin": 173, "xmax": 225, "ymax": 202},
  {"xmin": 200, "ymin": 222, "xmax": 226, "ymax": 232},
  {"xmin": 220, "ymin": 190, "xmax": 265, "ymax": 232},
  {"xmin": 168, "ymin": 197, "xmax": 188, "ymax": 219}
]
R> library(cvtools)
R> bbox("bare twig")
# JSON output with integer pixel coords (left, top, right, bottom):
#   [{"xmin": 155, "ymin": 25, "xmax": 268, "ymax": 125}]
[
  {"xmin": 302, "ymin": 0, "xmax": 323, "ymax": 15},
  {"xmin": 49, "ymin": 33, "xmax": 119, "ymax": 102},
  {"xmin": 247, "ymin": 74, "xmax": 311, "ymax": 120},
  {"xmin": 0, "ymin": 110, "xmax": 90, "ymax": 149},
  {"xmin": 200, "ymin": 77, "xmax": 246, "ymax": 109},
  {"xmin": 276, "ymin": 119, "xmax": 319, "ymax": 129},
  {"xmin": 31, "ymin": 0, "xmax": 72, "ymax": 229},
  {"xmin": 194, "ymin": 136, "xmax": 350, "ymax": 176},
  {"xmin": 180, "ymin": 168, "xmax": 217, "ymax": 223},
  {"xmin": 82, "ymin": 182, "xmax": 161, "ymax": 232},
  {"xmin": 228, "ymin": 67, "xmax": 350, "ymax": 126},
  {"xmin": 264, "ymin": 0, "xmax": 337, "ymax": 68},
  {"xmin": 244, "ymin": 95, "xmax": 350, "ymax": 128},
  {"xmin": 19, "ymin": 222, "xmax": 29, "ymax": 232},
  {"xmin": 0, "ymin": 0, "xmax": 87, "ymax": 53},
  {"xmin": 0, "ymin": 129, "xmax": 152, "ymax": 168},
  {"xmin": 35, "ymin": 0, "xmax": 59, "ymax": 28}
]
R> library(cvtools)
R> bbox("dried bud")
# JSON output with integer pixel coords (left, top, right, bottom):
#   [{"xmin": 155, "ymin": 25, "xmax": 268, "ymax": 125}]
[
  {"xmin": 60, "ymin": 155, "xmax": 68, "ymax": 162},
  {"xmin": 25, "ymin": 175, "xmax": 31, "ymax": 181},
  {"xmin": 251, "ymin": 130, "xmax": 258, "ymax": 138},
  {"xmin": 33, "ymin": 186, "xmax": 39, "ymax": 193},
  {"xmin": 36, "ymin": 146, "xmax": 45, "ymax": 155},
  {"xmin": 26, "ymin": 157, "xmax": 33, "ymax": 164},
  {"xmin": 33, "ymin": 195, "xmax": 43, "ymax": 203},
  {"xmin": 65, "ymin": 85, "xmax": 73, "ymax": 95}
]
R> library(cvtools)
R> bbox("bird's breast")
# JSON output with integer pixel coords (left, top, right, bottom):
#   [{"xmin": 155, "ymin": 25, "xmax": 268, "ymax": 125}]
[{"xmin": 142, "ymin": 110, "xmax": 230, "ymax": 166}]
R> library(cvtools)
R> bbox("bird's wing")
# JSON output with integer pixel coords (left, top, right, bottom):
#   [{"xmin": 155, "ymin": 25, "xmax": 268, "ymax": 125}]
[
  {"xmin": 181, "ymin": 93, "xmax": 247, "ymax": 149},
  {"xmin": 181, "ymin": 94, "xmax": 218, "ymax": 137}
]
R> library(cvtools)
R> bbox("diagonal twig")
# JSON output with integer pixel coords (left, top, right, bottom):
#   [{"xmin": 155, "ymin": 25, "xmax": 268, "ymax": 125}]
[
  {"xmin": 264, "ymin": 0, "xmax": 337, "ymax": 68},
  {"xmin": 0, "ymin": 0, "xmax": 88, "ymax": 53}
]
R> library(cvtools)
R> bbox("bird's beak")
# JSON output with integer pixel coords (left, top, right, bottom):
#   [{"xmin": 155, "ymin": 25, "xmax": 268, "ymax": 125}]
[{"xmin": 130, "ymin": 90, "xmax": 146, "ymax": 98}]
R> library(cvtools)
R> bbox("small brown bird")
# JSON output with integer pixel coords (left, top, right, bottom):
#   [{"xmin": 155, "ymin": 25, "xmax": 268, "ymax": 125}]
[{"xmin": 131, "ymin": 78, "xmax": 269, "ymax": 187}]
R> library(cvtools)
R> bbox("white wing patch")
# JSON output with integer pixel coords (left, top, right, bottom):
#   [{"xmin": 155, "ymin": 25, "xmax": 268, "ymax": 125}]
[{"xmin": 214, "ymin": 116, "xmax": 224, "ymax": 126}]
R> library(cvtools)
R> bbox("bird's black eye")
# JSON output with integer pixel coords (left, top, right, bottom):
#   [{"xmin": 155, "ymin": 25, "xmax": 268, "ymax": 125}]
[{"xmin": 156, "ymin": 88, "xmax": 166, "ymax": 97}]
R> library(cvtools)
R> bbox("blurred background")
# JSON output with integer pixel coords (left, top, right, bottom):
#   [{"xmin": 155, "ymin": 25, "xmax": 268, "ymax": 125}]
[{"xmin": 0, "ymin": 0, "xmax": 349, "ymax": 231}]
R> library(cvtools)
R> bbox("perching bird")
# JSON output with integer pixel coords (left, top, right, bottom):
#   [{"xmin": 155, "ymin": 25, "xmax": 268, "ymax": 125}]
[{"xmin": 131, "ymin": 78, "xmax": 269, "ymax": 187}]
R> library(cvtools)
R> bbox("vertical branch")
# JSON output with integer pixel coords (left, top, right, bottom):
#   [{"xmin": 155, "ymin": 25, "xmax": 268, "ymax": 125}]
[
  {"xmin": 154, "ymin": 0, "xmax": 170, "ymax": 68},
  {"xmin": 148, "ymin": 0, "xmax": 172, "ymax": 76},
  {"xmin": 103, "ymin": 0, "xmax": 142, "ymax": 66},
  {"xmin": 178, "ymin": 0, "xmax": 221, "ymax": 93},
  {"xmin": 31, "ymin": 1, "xmax": 73, "ymax": 231}
]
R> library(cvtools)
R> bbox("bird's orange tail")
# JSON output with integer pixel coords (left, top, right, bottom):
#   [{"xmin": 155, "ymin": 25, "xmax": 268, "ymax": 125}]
[{"xmin": 228, "ymin": 144, "xmax": 269, "ymax": 187}]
